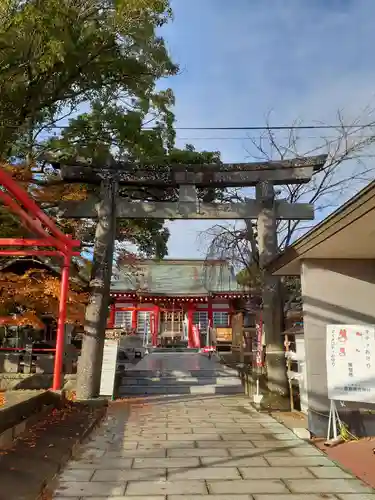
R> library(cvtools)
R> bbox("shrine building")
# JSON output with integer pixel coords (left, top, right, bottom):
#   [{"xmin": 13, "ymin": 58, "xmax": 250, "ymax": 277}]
[{"xmin": 108, "ymin": 259, "xmax": 250, "ymax": 347}]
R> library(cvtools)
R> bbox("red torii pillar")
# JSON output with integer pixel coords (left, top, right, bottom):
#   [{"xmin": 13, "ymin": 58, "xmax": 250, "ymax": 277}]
[{"xmin": 0, "ymin": 168, "xmax": 81, "ymax": 390}]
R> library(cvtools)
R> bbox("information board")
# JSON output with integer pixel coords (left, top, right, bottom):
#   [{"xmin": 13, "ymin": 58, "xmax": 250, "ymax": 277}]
[
  {"xmin": 216, "ymin": 327, "xmax": 232, "ymax": 343},
  {"xmin": 326, "ymin": 324, "xmax": 375, "ymax": 402},
  {"xmin": 99, "ymin": 339, "xmax": 119, "ymax": 398}
]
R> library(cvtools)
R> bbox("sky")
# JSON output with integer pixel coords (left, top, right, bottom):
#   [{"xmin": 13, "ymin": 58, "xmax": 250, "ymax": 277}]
[{"xmin": 159, "ymin": 0, "xmax": 375, "ymax": 258}]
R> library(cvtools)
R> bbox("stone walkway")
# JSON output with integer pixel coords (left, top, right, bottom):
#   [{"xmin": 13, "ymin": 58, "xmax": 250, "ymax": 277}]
[{"xmin": 52, "ymin": 395, "xmax": 375, "ymax": 499}]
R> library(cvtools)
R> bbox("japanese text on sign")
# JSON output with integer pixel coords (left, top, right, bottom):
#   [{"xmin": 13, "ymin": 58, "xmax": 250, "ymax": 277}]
[
  {"xmin": 99, "ymin": 339, "xmax": 119, "ymax": 398},
  {"xmin": 326, "ymin": 325, "xmax": 375, "ymax": 402}
]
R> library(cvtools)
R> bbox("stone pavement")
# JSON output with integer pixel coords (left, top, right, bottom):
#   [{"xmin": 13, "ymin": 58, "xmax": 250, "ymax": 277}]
[{"xmin": 52, "ymin": 395, "xmax": 375, "ymax": 499}]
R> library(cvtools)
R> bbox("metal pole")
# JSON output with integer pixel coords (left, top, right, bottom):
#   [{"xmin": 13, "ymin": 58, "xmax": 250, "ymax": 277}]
[{"xmin": 52, "ymin": 254, "xmax": 70, "ymax": 390}]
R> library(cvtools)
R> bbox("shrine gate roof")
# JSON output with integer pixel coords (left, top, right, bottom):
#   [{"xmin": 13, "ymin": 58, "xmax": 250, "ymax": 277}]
[{"xmin": 111, "ymin": 259, "xmax": 245, "ymax": 296}]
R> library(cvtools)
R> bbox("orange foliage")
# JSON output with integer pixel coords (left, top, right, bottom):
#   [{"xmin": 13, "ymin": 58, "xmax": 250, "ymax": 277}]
[
  {"xmin": 0, "ymin": 269, "xmax": 88, "ymax": 327},
  {"xmin": 0, "ymin": 161, "xmax": 88, "ymax": 203},
  {"xmin": 0, "ymin": 163, "xmax": 89, "ymax": 328},
  {"xmin": 31, "ymin": 182, "xmax": 88, "ymax": 203},
  {"xmin": 1, "ymin": 162, "xmax": 33, "ymax": 182}
]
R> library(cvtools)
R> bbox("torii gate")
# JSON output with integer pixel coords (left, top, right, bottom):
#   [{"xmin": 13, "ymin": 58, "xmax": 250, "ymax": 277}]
[
  {"xmin": 46, "ymin": 154, "xmax": 327, "ymax": 399},
  {"xmin": 0, "ymin": 167, "xmax": 81, "ymax": 390}
]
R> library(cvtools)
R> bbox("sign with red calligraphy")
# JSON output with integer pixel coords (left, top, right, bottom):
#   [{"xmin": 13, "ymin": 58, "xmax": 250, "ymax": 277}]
[{"xmin": 326, "ymin": 325, "xmax": 375, "ymax": 402}]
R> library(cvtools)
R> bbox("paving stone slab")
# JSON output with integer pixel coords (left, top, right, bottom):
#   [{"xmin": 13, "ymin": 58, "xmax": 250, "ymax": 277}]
[
  {"xmin": 289, "ymin": 446, "xmax": 325, "ymax": 456},
  {"xmin": 253, "ymin": 496, "xmax": 337, "ymax": 500},
  {"xmin": 137, "ymin": 441, "xmax": 196, "ymax": 449},
  {"xmin": 253, "ymin": 426, "xmax": 291, "ymax": 434},
  {"xmin": 53, "ymin": 497, "xmax": 80, "ymax": 500},
  {"xmin": 86, "ymin": 497, "xmax": 166, "ymax": 500},
  {"xmin": 79, "ymin": 448, "xmax": 106, "ymax": 459},
  {"xmin": 308, "ymin": 466, "xmax": 354, "ymax": 479},
  {"xmin": 167, "ymin": 447, "xmax": 230, "ymax": 457},
  {"xmin": 220, "ymin": 433, "xmax": 268, "ymax": 441},
  {"xmin": 104, "ymin": 448, "xmax": 166, "ymax": 458},
  {"xmin": 68, "ymin": 458, "xmax": 133, "ymax": 469},
  {"xmin": 268, "ymin": 432, "xmax": 301, "ymax": 440},
  {"xmin": 336, "ymin": 495, "xmax": 375, "ymax": 500},
  {"xmin": 239, "ymin": 465, "xmax": 314, "ymax": 479},
  {"xmin": 197, "ymin": 440, "xmax": 255, "ymax": 448},
  {"xmin": 125, "ymin": 433, "xmax": 167, "ymax": 441},
  {"xmin": 207, "ymin": 479, "xmax": 289, "ymax": 494},
  {"xmin": 133, "ymin": 457, "xmax": 200, "ymax": 468},
  {"xmin": 168, "ymin": 496, "xmax": 252, "ymax": 500},
  {"xmin": 108, "ymin": 441, "xmax": 139, "ymax": 449},
  {"xmin": 266, "ymin": 455, "xmax": 336, "ymax": 467},
  {"xmin": 125, "ymin": 479, "xmax": 208, "ymax": 495},
  {"xmin": 167, "ymin": 465, "xmax": 241, "ymax": 480},
  {"xmin": 251, "ymin": 439, "xmax": 303, "ymax": 448},
  {"xmin": 201, "ymin": 455, "xmax": 268, "ymax": 467},
  {"xmin": 54, "ymin": 481, "xmax": 125, "ymax": 497},
  {"xmin": 91, "ymin": 467, "xmax": 166, "ymax": 482},
  {"xmin": 285, "ymin": 479, "xmax": 374, "ymax": 494},
  {"xmin": 57, "ymin": 469, "xmax": 95, "ymax": 482},
  {"xmin": 167, "ymin": 432, "xmax": 221, "ymax": 440},
  {"xmin": 193, "ymin": 427, "xmax": 228, "ymax": 433},
  {"xmin": 228, "ymin": 447, "xmax": 292, "ymax": 457},
  {"xmin": 141, "ymin": 428, "xmax": 192, "ymax": 434}
]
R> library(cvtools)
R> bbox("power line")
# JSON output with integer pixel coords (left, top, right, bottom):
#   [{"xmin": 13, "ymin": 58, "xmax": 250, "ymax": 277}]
[
  {"xmin": 175, "ymin": 135, "xmax": 375, "ymax": 141},
  {"xmin": 167, "ymin": 124, "xmax": 375, "ymax": 131},
  {"xmin": 15, "ymin": 122, "xmax": 375, "ymax": 131}
]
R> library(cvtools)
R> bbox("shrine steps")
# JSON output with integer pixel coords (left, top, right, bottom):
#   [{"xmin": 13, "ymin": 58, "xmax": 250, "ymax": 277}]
[{"xmin": 118, "ymin": 371, "xmax": 244, "ymax": 397}]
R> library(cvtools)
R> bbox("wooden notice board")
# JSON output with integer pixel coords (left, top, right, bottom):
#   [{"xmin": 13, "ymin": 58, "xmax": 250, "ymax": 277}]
[
  {"xmin": 216, "ymin": 327, "xmax": 233, "ymax": 343},
  {"xmin": 99, "ymin": 339, "xmax": 119, "ymax": 399}
]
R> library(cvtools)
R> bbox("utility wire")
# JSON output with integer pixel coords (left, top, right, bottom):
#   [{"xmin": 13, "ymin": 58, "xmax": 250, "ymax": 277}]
[
  {"xmin": 174, "ymin": 135, "xmax": 375, "ymax": 141},
  {"xmin": 148, "ymin": 124, "xmax": 375, "ymax": 131},
  {"xmin": 13, "ymin": 123, "xmax": 375, "ymax": 131}
]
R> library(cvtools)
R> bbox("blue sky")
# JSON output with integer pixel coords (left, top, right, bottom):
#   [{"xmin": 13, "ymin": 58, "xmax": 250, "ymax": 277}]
[{"xmin": 159, "ymin": 0, "xmax": 375, "ymax": 258}]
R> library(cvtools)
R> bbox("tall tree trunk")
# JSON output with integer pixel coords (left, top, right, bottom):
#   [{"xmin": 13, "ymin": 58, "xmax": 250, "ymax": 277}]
[
  {"xmin": 256, "ymin": 182, "xmax": 289, "ymax": 396},
  {"xmin": 76, "ymin": 178, "xmax": 117, "ymax": 399}
]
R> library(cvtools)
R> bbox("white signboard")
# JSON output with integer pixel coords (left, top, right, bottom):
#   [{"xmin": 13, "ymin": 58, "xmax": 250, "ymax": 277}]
[
  {"xmin": 99, "ymin": 339, "xmax": 119, "ymax": 398},
  {"xmin": 326, "ymin": 324, "xmax": 375, "ymax": 402}
]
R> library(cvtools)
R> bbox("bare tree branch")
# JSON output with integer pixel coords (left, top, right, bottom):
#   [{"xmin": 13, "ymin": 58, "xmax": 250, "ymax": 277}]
[{"xmin": 199, "ymin": 106, "xmax": 375, "ymax": 304}]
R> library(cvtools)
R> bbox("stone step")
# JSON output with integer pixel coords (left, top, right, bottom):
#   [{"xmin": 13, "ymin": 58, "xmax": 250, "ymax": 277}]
[
  {"xmin": 118, "ymin": 384, "xmax": 244, "ymax": 396},
  {"xmin": 122, "ymin": 369, "xmax": 239, "ymax": 378},
  {"xmin": 120, "ymin": 376, "xmax": 242, "ymax": 386}
]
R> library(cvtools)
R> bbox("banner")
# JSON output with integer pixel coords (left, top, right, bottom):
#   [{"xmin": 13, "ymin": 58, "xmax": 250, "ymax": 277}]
[
  {"xmin": 254, "ymin": 313, "xmax": 263, "ymax": 368},
  {"xmin": 191, "ymin": 324, "xmax": 201, "ymax": 348}
]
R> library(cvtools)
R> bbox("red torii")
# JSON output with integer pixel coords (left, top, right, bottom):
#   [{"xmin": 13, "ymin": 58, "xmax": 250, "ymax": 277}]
[{"xmin": 0, "ymin": 167, "xmax": 81, "ymax": 390}]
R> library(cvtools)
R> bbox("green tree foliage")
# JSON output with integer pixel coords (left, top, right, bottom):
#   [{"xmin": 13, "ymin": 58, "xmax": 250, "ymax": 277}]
[
  {"xmin": 0, "ymin": 0, "xmax": 223, "ymax": 260},
  {"xmin": 236, "ymin": 264, "xmax": 261, "ymax": 290},
  {"xmin": 44, "ymin": 97, "xmax": 222, "ymax": 257},
  {"xmin": 0, "ymin": 0, "xmax": 175, "ymax": 251},
  {"xmin": 0, "ymin": 0, "xmax": 177, "ymax": 157}
]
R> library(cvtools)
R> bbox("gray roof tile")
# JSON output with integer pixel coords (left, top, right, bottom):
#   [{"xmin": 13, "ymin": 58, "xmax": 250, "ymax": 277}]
[{"xmin": 111, "ymin": 259, "xmax": 241, "ymax": 295}]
